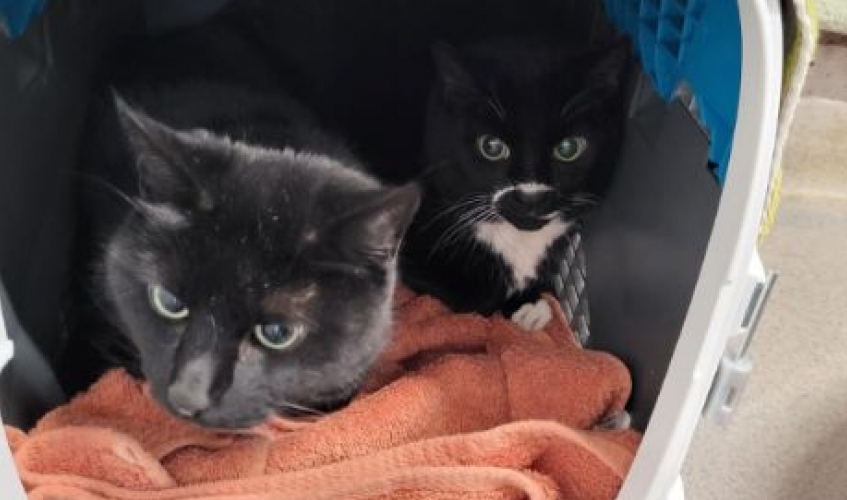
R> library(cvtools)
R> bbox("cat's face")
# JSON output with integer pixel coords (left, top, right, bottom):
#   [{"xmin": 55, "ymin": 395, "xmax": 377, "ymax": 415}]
[
  {"xmin": 103, "ymin": 98, "xmax": 419, "ymax": 428},
  {"xmin": 423, "ymin": 40, "xmax": 630, "ymax": 231}
]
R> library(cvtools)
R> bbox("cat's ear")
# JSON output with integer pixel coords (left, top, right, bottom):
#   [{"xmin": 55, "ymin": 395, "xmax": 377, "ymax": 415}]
[
  {"xmin": 342, "ymin": 183, "xmax": 421, "ymax": 262},
  {"xmin": 586, "ymin": 38, "xmax": 633, "ymax": 89},
  {"xmin": 113, "ymin": 92, "xmax": 207, "ymax": 209},
  {"xmin": 432, "ymin": 42, "xmax": 480, "ymax": 102}
]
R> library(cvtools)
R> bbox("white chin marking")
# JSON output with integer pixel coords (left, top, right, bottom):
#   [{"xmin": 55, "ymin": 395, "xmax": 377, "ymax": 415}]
[{"xmin": 474, "ymin": 217, "xmax": 570, "ymax": 291}]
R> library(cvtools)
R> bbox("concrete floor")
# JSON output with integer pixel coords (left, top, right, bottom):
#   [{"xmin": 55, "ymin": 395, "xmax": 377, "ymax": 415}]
[
  {"xmin": 682, "ymin": 44, "xmax": 847, "ymax": 499},
  {"xmin": 818, "ymin": 0, "xmax": 847, "ymax": 35}
]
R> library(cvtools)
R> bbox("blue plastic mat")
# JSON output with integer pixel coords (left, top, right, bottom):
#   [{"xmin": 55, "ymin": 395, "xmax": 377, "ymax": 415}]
[
  {"xmin": 605, "ymin": 0, "xmax": 742, "ymax": 183},
  {"xmin": 0, "ymin": 0, "xmax": 49, "ymax": 38}
]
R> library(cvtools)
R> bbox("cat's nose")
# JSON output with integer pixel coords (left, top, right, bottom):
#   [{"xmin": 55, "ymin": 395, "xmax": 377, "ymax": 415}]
[
  {"xmin": 513, "ymin": 189, "xmax": 545, "ymax": 207},
  {"xmin": 167, "ymin": 356, "xmax": 214, "ymax": 417},
  {"xmin": 168, "ymin": 383, "xmax": 212, "ymax": 417},
  {"xmin": 509, "ymin": 188, "xmax": 557, "ymax": 215}
]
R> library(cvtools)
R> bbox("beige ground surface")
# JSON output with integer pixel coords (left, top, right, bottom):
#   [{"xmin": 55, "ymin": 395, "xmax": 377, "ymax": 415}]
[
  {"xmin": 682, "ymin": 45, "xmax": 847, "ymax": 500},
  {"xmin": 818, "ymin": 0, "xmax": 847, "ymax": 35}
]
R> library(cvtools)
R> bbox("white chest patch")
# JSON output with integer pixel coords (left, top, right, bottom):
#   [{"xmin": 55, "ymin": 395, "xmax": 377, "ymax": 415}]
[{"xmin": 474, "ymin": 218, "xmax": 570, "ymax": 291}]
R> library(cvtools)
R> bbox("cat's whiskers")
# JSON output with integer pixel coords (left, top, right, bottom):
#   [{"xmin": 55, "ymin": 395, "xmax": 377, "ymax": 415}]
[
  {"xmin": 72, "ymin": 171, "xmax": 148, "ymax": 216},
  {"xmin": 429, "ymin": 202, "xmax": 499, "ymax": 261},
  {"xmin": 565, "ymin": 192, "xmax": 601, "ymax": 210},
  {"xmin": 464, "ymin": 206, "xmax": 499, "ymax": 242},
  {"xmin": 491, "ymin": 89, "xmax": 507, "ymax": 120},
  {"xmin": 278, "ymin": 400, "xmax": 326, "ymax": 417},
  {"xmin": 425, "ymin": 197, "xmax": 481, "ymax": 223},
  {"xmin": 427, "ymin": 204, "xmax": 488, "ymax": 260},
  {"xmin": 575, "ymin": 192, "xmax": 600, "ymax": 204},
  {"xmin": 420, "ymin": 194, "xmax": 490, "ymax": 231},
  {"xmin": 487, "ymin": 94, "xmax": 507, "ymax": 121},
  {"xmin": 436, "ymin": 203, "xmax": 488, "ymax": 246},
  {"xmin": 450, "ymin": 206, "xmax": 499, "ymax": 262}
]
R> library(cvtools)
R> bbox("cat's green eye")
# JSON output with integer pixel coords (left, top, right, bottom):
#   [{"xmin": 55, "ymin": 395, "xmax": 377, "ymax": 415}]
[
  {"xmin": 553, "ymin": 136, "xmax": 588, "ymax": 162},
  {"xmin": 254, "ymin": 322, "xmax": 307, "ymax": 351},
  {"xmin": 476, "ymin": 135, "xmax": 511, "ymax": 162},
  {"xmin": 148, "ymin": 285, "xmax": 189, "ymax": 321}
]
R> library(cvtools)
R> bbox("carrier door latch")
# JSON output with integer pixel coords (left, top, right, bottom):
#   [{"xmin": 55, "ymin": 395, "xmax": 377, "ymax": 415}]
[{"xmin": 704, "ymin": 270, "xmax": 778, "ymax": 425}]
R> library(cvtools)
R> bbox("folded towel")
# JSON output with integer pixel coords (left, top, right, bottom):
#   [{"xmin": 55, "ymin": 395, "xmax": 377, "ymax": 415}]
[{"xmin": 7, "ymin": 289, "xmax": 640, "ymax": 500}]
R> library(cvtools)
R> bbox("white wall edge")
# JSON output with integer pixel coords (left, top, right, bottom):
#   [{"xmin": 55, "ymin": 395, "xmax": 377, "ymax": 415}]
[{"xmin": 616, "ymin": 0, "xmax": 784, "ymax": 498}]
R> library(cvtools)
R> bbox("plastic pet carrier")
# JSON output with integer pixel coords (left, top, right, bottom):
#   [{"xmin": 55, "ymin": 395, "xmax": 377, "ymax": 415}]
[{"xmin": 0, "ymin": 0, "xmax": 785, "ymax": 498}]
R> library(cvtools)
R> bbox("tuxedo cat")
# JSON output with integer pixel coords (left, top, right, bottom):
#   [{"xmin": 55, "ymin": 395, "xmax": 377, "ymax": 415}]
[
  {"xmin": 83, "ymin": 83, "xmax": 419, "ymax": 429},
  {"xmin": 401, "ymin": 39, "xmax": 631, "ymax": 330}
]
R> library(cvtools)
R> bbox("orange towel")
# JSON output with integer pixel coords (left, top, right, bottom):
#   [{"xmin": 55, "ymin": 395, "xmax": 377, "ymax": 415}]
[{"xmin": 7, "ymin": 289, "xmax": 640, "ymax": 500}]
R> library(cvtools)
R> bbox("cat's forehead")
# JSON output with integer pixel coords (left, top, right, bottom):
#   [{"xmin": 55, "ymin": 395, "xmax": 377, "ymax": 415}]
[
  {"xmin": 460, "ymin": 64, "xmax": 580, "ymax": 119},
  {"xmin": 261, "ymin": 284, "xmax": 320, "ymax": 316},
  {"xmin": 467, "ymin": 43, "xmax": 579, "ymax": 80},
  {"xmin": 231, "ymin": 144, "xmax": 376, "ymax": 189},
  {"xmin": 161, "ymin": 195, "xmax": 357, "ymax": 275},
  {"xmin": 134, "ymin": 140, "xmax": 383, "ymax": 280}
]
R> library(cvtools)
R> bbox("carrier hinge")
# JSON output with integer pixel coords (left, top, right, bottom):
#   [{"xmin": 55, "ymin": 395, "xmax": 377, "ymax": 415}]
[{"xmin": 704, "ymin": 259, "xmax": 777, "ymax": 425}]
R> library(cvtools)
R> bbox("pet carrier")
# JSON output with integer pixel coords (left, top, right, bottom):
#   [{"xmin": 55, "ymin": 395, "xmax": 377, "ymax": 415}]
[{"xmin": 0, "ymin": 0, "xmax": 787, "ymax": 498}]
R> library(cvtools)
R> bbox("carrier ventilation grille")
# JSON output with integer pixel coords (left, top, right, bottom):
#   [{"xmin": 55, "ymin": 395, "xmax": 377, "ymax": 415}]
[{"xmin": 556, "ymin": 229, "xmax": 590, "ymax": 345}]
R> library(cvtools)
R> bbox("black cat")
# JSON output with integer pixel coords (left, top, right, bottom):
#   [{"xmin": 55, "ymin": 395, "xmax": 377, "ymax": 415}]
[
  {"xmin": 79, "ymin": 80, "xmax": 419, "ymax": 429},
  {"xmin": 401, "ymin": 38, "xmax": 631, "ymax": 329}
]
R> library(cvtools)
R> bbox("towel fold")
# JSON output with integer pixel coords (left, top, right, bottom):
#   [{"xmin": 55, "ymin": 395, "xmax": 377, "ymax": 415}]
[{"xmin": 7, "ymin": 289, "xmax": 640, "ymax": 500}]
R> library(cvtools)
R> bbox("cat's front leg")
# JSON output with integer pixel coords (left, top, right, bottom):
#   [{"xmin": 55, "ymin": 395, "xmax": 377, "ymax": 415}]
[
  {"xmin": 511, "ymin": 300, "xmax": 553, "ymax": 331},
  {"xmin": 503, "ymin": 287, "xmax": 552, "ymax": 331}
]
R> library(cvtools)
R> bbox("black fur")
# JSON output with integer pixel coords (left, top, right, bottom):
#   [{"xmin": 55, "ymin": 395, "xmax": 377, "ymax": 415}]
[{"xmin": 402, "ymin": 38, "xmax": 631, "ymax": 316}]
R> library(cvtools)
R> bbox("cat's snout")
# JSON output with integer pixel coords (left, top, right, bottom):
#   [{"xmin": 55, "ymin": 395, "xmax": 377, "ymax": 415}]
[
  {"xmin": 513, "ymin": 189, "xmax": 548, "ymax": 209},
  {"xmin": 166, "ymin": 355, "xmax": 215, "ymax": 417},
  {"xmin": 495, "ymin": 185, "xmax": 560, "ymax": 230},
  {"xmin": 167, "ymin": 383, "xmax": 212, "ymax": 417}
]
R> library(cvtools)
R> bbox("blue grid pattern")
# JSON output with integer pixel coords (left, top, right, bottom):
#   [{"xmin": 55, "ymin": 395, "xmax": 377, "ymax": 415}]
[
  {"xmin": 604, "ymin": 0, "xmax": 743, "ymax": 182},
  {"xmin": 0, "ymin": 0, "xmax": 49, "ymax": 38}
]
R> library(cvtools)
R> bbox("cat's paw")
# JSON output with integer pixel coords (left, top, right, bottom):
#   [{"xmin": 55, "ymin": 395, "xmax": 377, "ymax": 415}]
[
  {"xmin": 510, "ymin": 299, "xmax": 552, "ymax": 331},
  {"xmin": 594, "ymin": 410, "xmax": 632, "ymax": 430}
]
